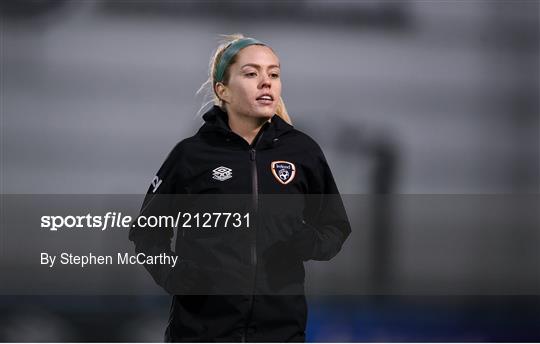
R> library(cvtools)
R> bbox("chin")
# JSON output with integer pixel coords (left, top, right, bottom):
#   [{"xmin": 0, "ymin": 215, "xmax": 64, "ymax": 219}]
[{"xmin": 252, "ymin": 109, "xmax": 274, "ymax": 119}]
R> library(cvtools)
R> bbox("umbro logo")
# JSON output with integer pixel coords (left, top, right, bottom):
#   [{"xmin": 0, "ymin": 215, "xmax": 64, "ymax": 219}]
[{"xmin": 212, "ymin": 166, "xmax": 232, "ymax": 181}]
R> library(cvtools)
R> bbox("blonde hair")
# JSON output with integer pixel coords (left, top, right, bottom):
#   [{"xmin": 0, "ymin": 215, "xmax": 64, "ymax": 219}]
[{"xmin": 196, "ymin": 33, "xmax": 292, "ymax": 124}]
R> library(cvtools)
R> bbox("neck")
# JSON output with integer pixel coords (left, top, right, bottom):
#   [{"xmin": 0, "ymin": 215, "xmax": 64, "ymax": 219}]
[{"xmin": 227, "ymin": 109, "xmax": 271, "ymax": 145}]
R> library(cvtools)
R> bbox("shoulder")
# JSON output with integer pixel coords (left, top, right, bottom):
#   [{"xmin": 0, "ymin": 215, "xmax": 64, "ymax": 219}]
[
  {"xmin": 154, "ymin": 134, "xmax": 198, "ymax": 175},
  {"xmin": 165, "ymin": 133, "xmax": 202, "ymax": 160},
  {"xmin": 149, "ymin": 134, "xmax": 202, "ymax": 192},
  {"xmin": 284, "ymin": 128, "xmax": 326, "ymax": 160},
  {"xmin": 271, "ymin": 114, "xmax": 322, "ymax": 151}
]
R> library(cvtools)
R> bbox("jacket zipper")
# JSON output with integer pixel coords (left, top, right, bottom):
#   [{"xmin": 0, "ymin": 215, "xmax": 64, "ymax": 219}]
[
  {"xmin": 244, "ymin": 148, "xmax": 258, "ymax": 342},
  {"xmin": 244, "ymin": 129, "xmax": 266, "ymax": 342}
]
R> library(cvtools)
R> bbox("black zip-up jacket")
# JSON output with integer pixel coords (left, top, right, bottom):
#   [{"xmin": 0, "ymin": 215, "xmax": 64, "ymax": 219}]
[{"xmin": 129, "ymin": 105, "xmax": 351, "ymax": 342}]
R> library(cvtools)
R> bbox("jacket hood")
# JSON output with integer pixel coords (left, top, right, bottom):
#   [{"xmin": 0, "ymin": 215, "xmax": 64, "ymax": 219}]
[{"xmin": 199, "ymin": 105, "xmax": 294, "ymax": 143}]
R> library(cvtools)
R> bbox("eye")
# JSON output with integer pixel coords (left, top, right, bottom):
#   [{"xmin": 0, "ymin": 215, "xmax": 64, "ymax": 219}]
[
  {"xmin": 245, "ymin": 72, "xmax": 257, "ymax": 77},
  {"xmin": 270, "ymin": 73, "xmax": 280, "ymax": 79}
]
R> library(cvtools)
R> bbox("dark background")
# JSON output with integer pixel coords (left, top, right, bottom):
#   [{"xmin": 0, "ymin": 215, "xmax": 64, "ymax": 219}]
[{"xmin": 1, "ymin": 0, "xmax": 539, "ymax": 341}]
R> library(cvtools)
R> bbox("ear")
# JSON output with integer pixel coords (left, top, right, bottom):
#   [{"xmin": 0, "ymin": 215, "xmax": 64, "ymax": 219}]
[{"xmin": 215, "ymin": 82, "xmax": 230, "ymax": 104}]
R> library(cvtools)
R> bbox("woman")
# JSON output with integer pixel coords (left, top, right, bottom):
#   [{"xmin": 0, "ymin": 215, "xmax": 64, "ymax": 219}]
[{"xmin": 130, "ymin": 34, "xmax": 351, "ymax": 342}]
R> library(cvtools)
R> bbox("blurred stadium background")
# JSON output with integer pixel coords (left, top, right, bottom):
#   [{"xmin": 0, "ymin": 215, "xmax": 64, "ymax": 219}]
[{"xmin": 1, "ymin": 0, "xmax": 539, "ymax": 341}]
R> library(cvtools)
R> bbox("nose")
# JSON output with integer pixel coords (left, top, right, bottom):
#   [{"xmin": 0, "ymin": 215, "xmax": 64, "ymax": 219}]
[{"xmin": 259, "ymin": 74, "xmax": 271, "ymax": 89}]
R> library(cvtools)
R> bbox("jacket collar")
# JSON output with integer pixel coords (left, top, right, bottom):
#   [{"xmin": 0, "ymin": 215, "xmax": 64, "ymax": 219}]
[{"xmin": 199, "ymin": 105, "xmax": 294, "ymax": 147}]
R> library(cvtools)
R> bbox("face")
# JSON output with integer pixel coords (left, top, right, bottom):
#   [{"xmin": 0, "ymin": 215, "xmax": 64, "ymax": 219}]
[{"xmin": 216, "ymin": 45, "xmax": 282, "ymax": 120}]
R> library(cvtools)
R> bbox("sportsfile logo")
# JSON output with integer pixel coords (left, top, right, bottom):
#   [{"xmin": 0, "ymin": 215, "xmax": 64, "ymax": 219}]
[{"xmin": 212, "ymin": 166, "xmax": 232, "ymax": 181}]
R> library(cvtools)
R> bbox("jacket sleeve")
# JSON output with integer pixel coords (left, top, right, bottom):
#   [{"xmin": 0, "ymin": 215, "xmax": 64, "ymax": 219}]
[
  {"xmin": 293, "ymin": 144, "xmax": 351, "ymax": 261},
  {"xmin": 128, "ymin": 145, "xmax": 190, "ymax": 293}
]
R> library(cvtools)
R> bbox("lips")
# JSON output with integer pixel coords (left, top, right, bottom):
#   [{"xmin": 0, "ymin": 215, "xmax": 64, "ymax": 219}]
[{"xmin": 256, "ymin": 94, "xmax": 273, "ymax": 101}]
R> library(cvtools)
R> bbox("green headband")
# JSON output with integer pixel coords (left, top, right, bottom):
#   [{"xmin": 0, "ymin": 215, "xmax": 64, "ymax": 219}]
[{"xmin": 214, "ymin": 37, "xmax": 265, "ymax": 83}]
